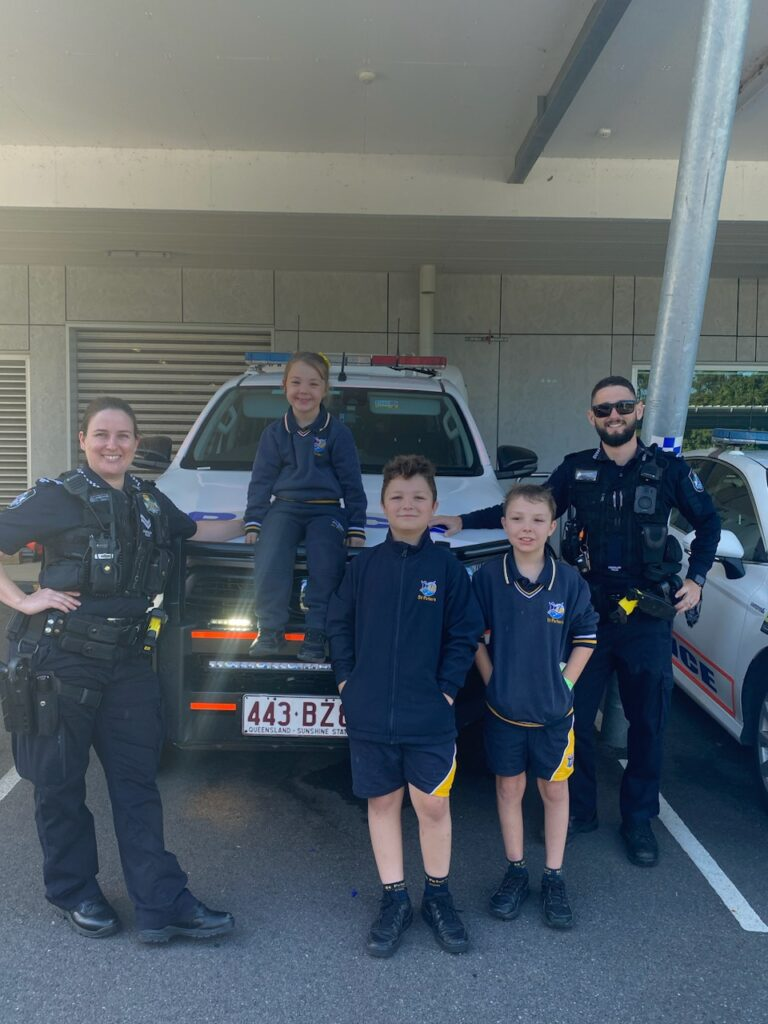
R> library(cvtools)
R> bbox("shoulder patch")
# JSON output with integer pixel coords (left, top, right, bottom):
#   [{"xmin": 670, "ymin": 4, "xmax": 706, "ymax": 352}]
[
  {"xmin": 688, "ymin": 469, "xmax": 704, "ymax": 493},
  {"xmin": 7, "ymin": 487, "xmax": 36, "ymax": 509}
]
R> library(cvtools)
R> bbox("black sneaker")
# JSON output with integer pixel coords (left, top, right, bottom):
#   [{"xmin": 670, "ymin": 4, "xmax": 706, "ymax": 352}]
[
  {"xmin": 541, "ymin": 873, "xmax": 574, "ymax": 929},
  {"xmin": 620, "ymin": 820, "xmax": 659, "ymax": 867},
  {"xmin": 566, "ymin": 814, "xmax": 599, "ymax": 846},
  {"xmin": 249, "ymin": 629, "xmax": 281, "ymax": 656},
  {"xmin": 421, "ymin": 893, "xmax": 469, "ymax": 954},
  {"xmin": 489, "ymin": 864, "xmax": 530, "ymax": 921},
  {"xmin": 298, "ymin": 629, "xmax": 327, "ymax": 662},
  {"xmin": 366, "ymin": 893, "xmax": 413, "ymax": 958}
]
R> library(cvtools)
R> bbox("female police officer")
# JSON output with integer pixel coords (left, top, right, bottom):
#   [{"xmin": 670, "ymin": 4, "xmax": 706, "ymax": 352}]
[{"xmin": 0, "ymin": 396, "xmax": 243, "ymax": 942}]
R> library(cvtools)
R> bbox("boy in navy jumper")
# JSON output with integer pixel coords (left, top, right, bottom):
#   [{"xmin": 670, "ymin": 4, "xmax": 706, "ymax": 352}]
[
  {"xmin": 244, "ymin": 352, "xmax": 366, "ymax": 662},
  {"xmin": 473, "ymin": 484, "xmax": 597, "ymax": 929},
  {"xmin": 327, "ymin": 455, "xmax": 483, "ymax": 958}
]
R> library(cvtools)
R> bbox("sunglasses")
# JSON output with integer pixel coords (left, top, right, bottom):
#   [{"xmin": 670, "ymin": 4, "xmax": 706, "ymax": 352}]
[{"xmin": 591, "ymin": 399, "xmax": 638, "ymax": 418}]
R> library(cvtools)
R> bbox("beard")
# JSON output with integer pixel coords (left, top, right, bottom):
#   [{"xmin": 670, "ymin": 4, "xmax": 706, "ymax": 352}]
[{"xmin": 595, "ymin": 418, "xmax": 638, "ymax": 448}]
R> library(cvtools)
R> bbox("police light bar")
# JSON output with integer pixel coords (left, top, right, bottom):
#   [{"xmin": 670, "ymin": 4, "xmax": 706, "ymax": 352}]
[
  {"xmin": 370, "ymin": 355, "xmax": 447, "ymax": 368},
  {"xmin": 244, "ymin": 351, "xmax": 448, "ymax": 371},
  {"xmin": 712, "ymin": 427, "xmax": 768, "ymax": 447},
  {"xmin": 244, "ymin": 352, "xmax": 291, "ymax": 365}
]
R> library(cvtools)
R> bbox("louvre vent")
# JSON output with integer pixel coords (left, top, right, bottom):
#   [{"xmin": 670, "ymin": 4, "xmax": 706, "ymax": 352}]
[
  {"xmin": 73, "ymin": 328, "xmax": 272, "ymax": 461},
  {"xmin": 0, "ymin": 358, "xmax": 29, "ymax": 508}
]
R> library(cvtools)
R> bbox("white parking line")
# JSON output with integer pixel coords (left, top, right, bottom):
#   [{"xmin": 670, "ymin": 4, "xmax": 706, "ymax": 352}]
[
  {"xmin": 0, "ymin": 766, "xmax": 21, "ymax": 802},
  {"xmin": 618, "ymin": 760, "xmax": 768, "ymax": 933}
]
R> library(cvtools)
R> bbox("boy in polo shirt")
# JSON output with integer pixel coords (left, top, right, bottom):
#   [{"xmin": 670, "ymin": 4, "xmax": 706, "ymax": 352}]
[
  {"xmin": 327, "ymin": 454, "xmax": 483, "ymax": 958},
  {"xmin": 473, "ymin": 484, "xmax": 597, "ymax": 929}
]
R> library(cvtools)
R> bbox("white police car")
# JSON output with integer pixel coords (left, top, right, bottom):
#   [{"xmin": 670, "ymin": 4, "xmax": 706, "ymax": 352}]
[
  {"xmin": 143, "ymin": 353, "xmax": 535, "ymax": 750},
  {"xmin": 668, "ymin": 431, "xmax": 768, "ymax": 808}
]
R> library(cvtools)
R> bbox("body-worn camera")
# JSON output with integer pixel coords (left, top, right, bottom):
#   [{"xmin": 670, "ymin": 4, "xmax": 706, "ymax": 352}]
[{"xmin": 87, "ymin": 535, "xmax": 120, "ymax": 595}]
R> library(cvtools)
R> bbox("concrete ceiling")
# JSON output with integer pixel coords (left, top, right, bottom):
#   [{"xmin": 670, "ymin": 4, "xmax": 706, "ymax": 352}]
[
  {"xmin": 1, "ymin": 0, "xmax": 767, "ymax": 273},
  {"xmin": 1, "ymin": 207, "xmax": 768, "ymax": 277}
]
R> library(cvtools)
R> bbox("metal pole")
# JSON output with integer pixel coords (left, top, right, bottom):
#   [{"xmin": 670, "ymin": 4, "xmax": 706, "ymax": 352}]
[
  {"xmin": 641, "ymin": 0, "xmax": 752, "ymax": 452},
  {"xmin": 601, "ymin": 0, "xmax": 752, "ymax": 751}
]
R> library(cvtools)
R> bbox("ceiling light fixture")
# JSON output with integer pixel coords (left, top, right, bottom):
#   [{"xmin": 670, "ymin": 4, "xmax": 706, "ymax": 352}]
[
  {"xmin": 596, "ymin": 127, "xmax": 612, "ymax": 138},
  {"xmin": 357, "ymin": 69, "xmax": 376, "ymax": 83}
]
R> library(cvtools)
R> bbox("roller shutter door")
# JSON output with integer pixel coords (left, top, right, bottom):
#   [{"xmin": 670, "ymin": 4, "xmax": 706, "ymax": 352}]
[
  {"xmin": 73, "ymin": 328, "xmax": 271, "ymax": 457},
  {"xmin": 0, "ymin": 357, "xmax": 29, "ymax": 508}
]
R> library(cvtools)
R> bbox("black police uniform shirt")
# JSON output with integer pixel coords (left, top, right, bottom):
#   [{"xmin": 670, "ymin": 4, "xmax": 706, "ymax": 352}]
[
  {"xmin": 461, "ymin": 441, "xmax": 720, "ymax": 590},
  {"xmin": 546, "ymin": 441, "xmax": 720, "ymax": 590},
  {"xmin": 0, "ymin": 468, "xmax": 196, "ymax": 618}
]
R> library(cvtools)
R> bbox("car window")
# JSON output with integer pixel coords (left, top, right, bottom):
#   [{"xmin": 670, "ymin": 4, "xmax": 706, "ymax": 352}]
[
  {"xmin": 669, "ymin": 458, "xmax": 712, "ymax": 535},
  {"xmin": 181, "ymin": 385, "xmax": 482, "ymax": 475},
  {"xmin": 704, "ymin": 463, "xmax": 767, "ymax": 562}
]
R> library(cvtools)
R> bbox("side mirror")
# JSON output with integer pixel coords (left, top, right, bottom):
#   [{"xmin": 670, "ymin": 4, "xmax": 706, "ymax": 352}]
[
  {"xmin": 686, "ymin": 529, "xmax": 746, "ymax": 580},
  {"xmin": 133, "ymin": 435, "xmax": 173, "ymax": 471},
  {"xmin": 496, "ymin": 445, "xmax": 538, "ymax": 480}
]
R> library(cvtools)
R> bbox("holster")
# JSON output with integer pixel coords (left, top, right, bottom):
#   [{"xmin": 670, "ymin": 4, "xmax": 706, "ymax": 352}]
[{"xmin": 0, "ymin": 657, "xmax": 63, "ymax": 736}]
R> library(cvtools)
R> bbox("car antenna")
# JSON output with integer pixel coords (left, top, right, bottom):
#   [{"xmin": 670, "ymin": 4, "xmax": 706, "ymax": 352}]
[{"xmin": 339, "ymin": 351, "xmax": 348, "ymax": 382}]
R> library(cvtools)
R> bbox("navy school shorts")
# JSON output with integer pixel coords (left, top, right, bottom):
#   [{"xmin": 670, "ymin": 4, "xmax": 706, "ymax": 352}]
[
  {"xmin": 484, "ymin": 708, "xmax": 575, "ymax": 782},
  {"xmin": 348, "ymin": 738, "xmax": 457, "ymax": 799}
]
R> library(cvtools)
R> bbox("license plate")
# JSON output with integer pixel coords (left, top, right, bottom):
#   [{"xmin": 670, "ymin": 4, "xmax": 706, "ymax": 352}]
[{"xmin": 242, "ymin": 694, "xmax": 346, "ymax": 737}]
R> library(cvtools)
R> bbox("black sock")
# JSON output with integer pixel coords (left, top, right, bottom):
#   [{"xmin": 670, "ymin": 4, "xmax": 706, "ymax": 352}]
[
  {"xmin": 543, "ymin": 866, "xmax": 563, "ymax": 878},
  {"xmin": 383, "ymin": 880, "xmax": 410, "ymax": 902},
  {"xmin": 507, "ymin": 858, "xmax": 527, "ymax": 873},
  {"xmin": 424, "ymin": 873, "xmax": 449, "ymax": 897}
]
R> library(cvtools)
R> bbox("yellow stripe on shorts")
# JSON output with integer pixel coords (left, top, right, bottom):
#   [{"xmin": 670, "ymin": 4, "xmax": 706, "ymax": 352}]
[
  {"xmin": 549, "ymin": 723, "xmax": 575, "ymax": 781},
  {"xmin": 431, "ymin": 749, "xmax": 457, "ymax": 797}
]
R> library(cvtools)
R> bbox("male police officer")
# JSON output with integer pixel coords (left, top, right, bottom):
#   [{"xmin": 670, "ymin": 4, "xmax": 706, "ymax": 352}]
[{"xmin": 432, "ymin": 376, "xmax": 720, "ymax": 866}]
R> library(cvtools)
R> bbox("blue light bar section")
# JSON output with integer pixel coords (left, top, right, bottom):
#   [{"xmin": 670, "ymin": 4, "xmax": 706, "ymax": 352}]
[
  {"xmin": 244, "ymin": 352, "xmax": 292, "ymax": 363},
  {"xmin": 712, "ymin": 428, "xmax": 768, "ymax": 446}
]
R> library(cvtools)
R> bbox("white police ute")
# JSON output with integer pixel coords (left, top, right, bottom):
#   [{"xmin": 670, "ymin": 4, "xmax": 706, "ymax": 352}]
[
  {"xmin": 668, "ymin": 430, "xmax": 768, "ymax": 809},
  {"xmin": 142, "ymin": 353, "xmax": 536, "ymax": 750}
]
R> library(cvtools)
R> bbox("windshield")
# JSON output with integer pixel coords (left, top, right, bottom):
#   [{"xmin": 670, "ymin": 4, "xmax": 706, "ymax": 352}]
[{"xmin": 182, "ymin": 384, "xmax": 482, "ymax": 475}]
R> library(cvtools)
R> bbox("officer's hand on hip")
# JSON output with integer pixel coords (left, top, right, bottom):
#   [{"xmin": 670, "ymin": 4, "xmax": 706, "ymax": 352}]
[
  {"xmin": 674, "ymin": 579, "xmax": 702, "ymax": 613},
  {"xmin": 18, "ymin": 588, "xmax": 81, "ymax": 616}
]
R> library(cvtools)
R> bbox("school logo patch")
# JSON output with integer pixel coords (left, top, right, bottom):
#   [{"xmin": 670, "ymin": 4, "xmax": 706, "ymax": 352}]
[
  {"xmin": 141, "ymin": 492, "xmax": 162, "ymax": 515},
  {"xmin": 418, "ymin": 580, "xmax": 438, "ymax": 602},
  {"xmin": 547, "ymin": 601, "xmax": 565, "ymax": 623},
  {"xmin": 567, "ymin": 754, "xmax": 574, "ymax": 768},
  {"xmin": 8, "ymin": 487, "xmax": 35, "ymax": 509},
  {"xmin": 313, "ymin": 437, "xmax": 327, "ymax": 455},
  {"xmin": 689, "ymin": 469, "xmax": 704, "ymax": 493}
]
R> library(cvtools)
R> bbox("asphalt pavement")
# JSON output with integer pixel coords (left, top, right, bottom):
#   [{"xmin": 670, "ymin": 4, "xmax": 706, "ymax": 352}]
[{"xmin": 0, "ymin": 572, "xmax": 766, "ymax": 1024}]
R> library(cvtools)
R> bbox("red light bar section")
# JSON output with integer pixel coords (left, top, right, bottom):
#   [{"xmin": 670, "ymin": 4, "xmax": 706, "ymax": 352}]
[
  {"xmin": 190, "ymin": 702, "xmax": 237, "ymax": 712},
  {"xmin": 370, "ymin": 355, "xmax": 447, "ymax": 368}
]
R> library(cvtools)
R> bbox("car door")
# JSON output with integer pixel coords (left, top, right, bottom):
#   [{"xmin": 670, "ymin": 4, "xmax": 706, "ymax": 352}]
[{"xmin": 669, "ymin": 458, "xmax": 767, "ymax": 737}]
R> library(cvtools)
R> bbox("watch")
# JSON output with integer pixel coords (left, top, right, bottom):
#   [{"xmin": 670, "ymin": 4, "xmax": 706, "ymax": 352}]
[{"xmin": 688, "ymin": 573, "xmax": 706, "ymax": 588}]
